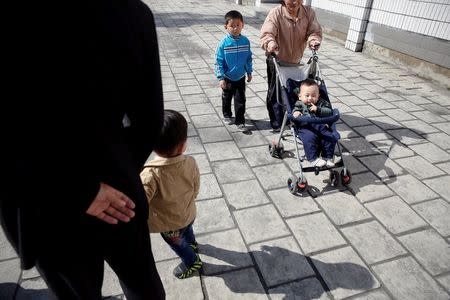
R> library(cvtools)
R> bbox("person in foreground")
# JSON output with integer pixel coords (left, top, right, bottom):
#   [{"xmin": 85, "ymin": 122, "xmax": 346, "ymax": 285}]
[
  {"xmin": 141, "ymin": 110, "xmax": 202, "ymax": 279},
  {"xmin": 292, "ymin": 79, "xmax": 340, "ymax": 168},
  {"xmin": 215, "ymin": 10, "xmax": 253, "ymax": 131},
  {"xmin": 1, "ymin": 0, "xmax": 165, "ymax": 299},
  {"xmin": 260, "ymin": 0, "xmax": 322, "ymax": 131}
]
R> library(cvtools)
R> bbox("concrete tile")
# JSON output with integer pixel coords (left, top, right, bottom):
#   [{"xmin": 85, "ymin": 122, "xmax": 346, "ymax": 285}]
[
  {"xmin": 395, "ymin": 156, "xmax": 445, "ymax": 179},
  {"xmin": 287, "ymin": 213, "xmax": 346, "ymax": 254},
  {"xmin": 426, "ymin": 132, "xmax": 450, "ymax": 150},
  {"xmin": 352, "ymin": 105, "xmax": 384, "ymax": 117},
  {"xmin": 250, "ymin": 237, "xmax": 314, "ymax": 287},
  {"xmin": 164, "ymin": 100, "xmax": 186, "ymax": 112},
  {"xmin": 197, "ymin": 173, "xmax": 222, "ymax": 200},
  {"xmin": 185, "ymin": 136, "xmax": 205, "ymax": 155},
  {"xmin": 368, "ymin": 116, "xmax": 402, "ymax": 130},
  {"xmin": 191, "ymin": 114, "xmax": 222, "ymax": 128},
  {"xmin": 268, "ymin": 188, "xmax": 320, "ymax": 217},
  {"xmin": 150, "ymin": 233, "xmax": 178, "ymax": 262},
  {"xmin": 340, "ymin": 112, "xmax": 373, "ymax": 127},
  {"xmin": 231, "ymin": 130, "xmax": 268, "ymax": 148},
  {"xmin": 398, "ymin": 229, "xmax": 450, "ymax": 276},
  {"xmin": 409, "ymin": 143, "xmax": 450, "ymax": 163},
  {"xmin": 17, "ymin": 277, "xmax": 55, "ymax": 300},
  {"xmin": 411, "ymin": 111, "xmax": 447, "ymax": 123},
  {"xmin": 198, "ymin": 126, "xmax": 233, "ymax": 143},
  {"xmin": 436, "ymin": 274, "xmax": 450, "ymax": 293},
  {"xmin": 400, "ymin": 120, "xmax": 440, "ymax": 135},
  {"xmin": 359, "ymin": 155, "xmax": 405, "ymax": 179},
  {"xmin": 382, "ymin": 109, "xmax": 415, "ymax": 122},
  {"xmin": 371, "ymin": 139, "xmax": 415, "ymax": 159},
  {"xmin": 233, "ymin": 204, "xmax": 290, "ymax": 244},
  {"xmin": 253, "ymin": 163, "xmax": 293, "ymax": 190},
  {"xmin": 0, "ymin": 259, "xmax": 21, "ymax": 296},
  {"xmin": 0, "ymin": 228, "xmax": 17, "ymax": 261},
  {"xmin": 102, "ymin": 262, "xmax": 123, "ymax": 297},
  {"xmin": 312, "ymin": 247, "xmax": 380, "ymax": 299},
  {"xmin": 437, "ymin": 162, "xmax": 450, "ymax": 174},
  {"xmin": 155, "ymin": 259, "xmax": 203, "ymax": 300},
  {"xmin": 386, "ymin": 174, "xmax": 439, "ymax": 204},
  {"xmin": 413, "ymin": 199, "xmax": 450, "ymax": 236},
  {"xmin": 350, "ymin": 172, "xmax": 395, "ymax": 203},
  {"xmin": 204, "ymin": 141, "xmax": 243, "ymax": 162},
  {"xmin": 424, "ymin": 175, "xmax": 450, "ymax": 201},
  {"xmin": 372, "ymin": 257, "xmax": 449, "ymax": 300},
  {"xmin": 198, "ymin": 229, "xmax": 253, "ymax": 275},
  {"xmin": 211, "ymin": 159, "xmax": 254, "ymax": 184},
  {"xmin": 339, "ymin": 137, "xmax": 379, "ymax": 157},
  {"xmin": 365, "ymin": 196, "xmax": 428, "ymax": 234},
  {"xmin": 316, "ymin": 192, "xmax": 372, "ymax": 226},
  {"xmin": 349, "ymin": 289, "xmax": 391, "ymax": 300},
  {"xmin": 191, "ymin": 153, "xmax": 211, "ymax": 174},
  {"xmin": 342, "ymin": 221, "xmax": 406, "ymax": 264},
  {"xmin": 242, "ymin": 145, "xmax": 283, "ymax": 167},
  {"xmin": 269, "ymin": 277, "xmax": 330, "ymax": 300},
  {"xmin": 387, "ymin": 128, "xmax": 426, "ymax": 145},
  {"xmin": 223, "ymin": 179, "xmax": 269, "ymax": 209},
  {"xmin": 353, "ymin": 125, "xmax": 392, "ymax": 142},
  {"xmin": 203, "ymin": 268, "xmax": 268, "ymax": 299},
  {"xmin": 195, "ymin": 198, "xmax": 234, "ymax": 235}
]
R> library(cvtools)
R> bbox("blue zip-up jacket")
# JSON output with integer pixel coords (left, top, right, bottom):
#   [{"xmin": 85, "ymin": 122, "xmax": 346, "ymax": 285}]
[{"xmin": 215, "ymin": 34, "xmax": 253, "ymax": 82}]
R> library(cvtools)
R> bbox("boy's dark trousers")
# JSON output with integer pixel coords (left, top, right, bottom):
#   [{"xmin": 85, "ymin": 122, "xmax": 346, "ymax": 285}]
[
  {"xmin": 266, "ymin": 58, "xmax": 284, "ymax": 129},
  {"xmin": 299, "ymin": 123, "xmax": 339, "ymax": 160},
  {"xmin": 222, "ymin": 77, "xmax": 246, "ymax": 125},
  {"xmin": 160, "ymin": 222, "xmax": 197, "ymax": 268}
]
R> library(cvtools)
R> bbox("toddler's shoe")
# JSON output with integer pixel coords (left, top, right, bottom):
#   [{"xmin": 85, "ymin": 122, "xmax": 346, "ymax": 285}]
[
  {"xmin": 325, "ymin": 159, "xmax": 335, "ymax": 168},
  {"xmin": 333, "ymin": 155, "xmax": 342, "ymax": 164},
  {"xmin": 190, "ymin": 241, "xmax": 199, "ymax": 253},
  {"xmin": 310, "ymin": 157, "xmax": 326, "ymax": 167},
  {"xmin": 174, "ymin": 255, "xmax": 203, "ymax": 279}
]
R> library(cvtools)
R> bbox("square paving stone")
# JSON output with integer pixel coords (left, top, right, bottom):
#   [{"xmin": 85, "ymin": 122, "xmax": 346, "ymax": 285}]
[
  {"xmin": 191, "ymin": 153, "xmax": 211, "ymax": 174},
  {"xmin": 316, "ymin": 192, "xmax": 372, "ymax": 226},
  {"xmin": 18, "ymin": 277, "xmax": 56, "ymax": 300},
  {"xmin": 398, "ymin": 229, "xmax": 450, "ymax": 276},
  {"xmin": 0, "ymin": 227, "xmax": 17, "ymax": 260},
  {"xmin": 382, "ymin": 109, "xmax": 415, "ymax": 122},
  {"xmin": 437, "ymin": 162, "xmax": 450, "ymax": 174},
  {"xmin": 197, "ymin": 173, "xmax": 222, "ymax": 200},
  {"xmin": 386, "ymin": 174, "xmax": 439, "ymax": 204},
  {"xmin": 191, "ymin": 114, "xmax": 222, "ymax": 128},
  {"xmin": 155, "ymin": 259, "xmax": 203, "ymax": 300},
  {"xmin": 250, "ymin": 237, "xmax": 315, "ymax": 287},
  {"xmin": 371, "ymin": 139, "xmax": 415, "ymax": 159},
  {"xmin": 372, "ymin": 257, "xmax": 449, "ymax": 300},
  {"xmin": 436, "ymin": 274, "xmax": 450, "ymax": 293},
  {"xmin": 198, "ymin": 127, "xmax": 232, "ymax": 143},
  {"xmin": 268, "ymin": 188, "xmax": 320, "ymax": 217},
  {"xmin": 203, "ymin": 268, "xmax": 268, "ymax": 300},
  {"xmin": 352, "ymin": 105, "xmax": 383, "ymax": 118},
  {"xmin": 195, "ymin": 198, "xmax": 235, "ymax": 235},
  {"xmin": 395, "ymin": 156, "xmax": 445, "ymax": 179},
  {"xmin": 287, "ymin": 213, "xmax": 346, "ymax": 254},
  {"xmin": 350, "ymin": 172, "xmax": 395, "ymax": 203},
  {"xmin": 412, "ymin": 199, "xmax": 450, "ymax": 236},
  {"xmin": 341, "ymin": 221, "xmax": 406, "ymax": 264},
  {"xmin": 426, "ymin": 132, "xmax": 450, "ymax": 150},
  {"xmin": 409, "ymin": 143, "xmax": 450, "ymax": 164},
  {"xmin": 164, "ymin": 100, "xmax": 186, "ymax": 112},
  {"xmin": 185, "ymin": 137, "xmax": 205, "ymax": 155},
  {"xmin": 359, "ymin": 155, "xmax": 405, "ymax": 179},
  {"xmin": 387, "ymin": 128, "xmax": 425, "ymax": 145},
  {"xmin": 311, "ymin": 247, "xmax": 380, "ymax": 299},
  {"xmin": 233, "ymin": 204, "xmax": 290, "ymax": 244},
  {"xmin": 339, "ymin": 138, "xmax": 379, "ymax": 157},
  {"xmin": 197, "ymin": 229, "xmax": 253, "ymax": 275},
  {"xmin": 150, "ymin": 233, "xmax": 178, "ymax": 262},
  {"xmin": 340, "ymin": 113, "xmax": 372, "ymax": 128},
  {"xmin": 186, "ymin": 103, "xmax": 215, "ymax": 116},
  {"xmin": 411, "ymin": 111, "xmax": 447, "ymax": 123},
  {"xmin": 365, "ymin": 196, "xmax": 427, "ymax": 234},
  {"xmin": 231, "ymin": 131, "xmax": 268, "ymax": 148},
  {"xmin": 222, "ymin": 179, "xmax": 269, "ymax": 209},
  {"xmin": 400, "ymin": 120, "xmax": 440, "ymax": 135},
  {"xmin": 269, "ymin": 277, "xmax": 329, "ymax": 300},
  {"xmin": 353, "ymin": 125, "xmax": 392, "ymax": 142},
  {"xmin": 368, "ymin": 116, "xmax": 402, "ymax": 130},
  {"xmin": 211, "ymin": 159, "xmax": 254, "ymax": 184},
  {"xmin": 102, "ymin": 262, "xmax": 123, "ymax": 297},
  {"xmin": 349, "ymin": 289, "xmax": 391, "ymax": 300},
  {"xmin": 253, "ymin": 163, "xmax": 293, "ymax": 190},
  {"xmin": 204, "ymin": 141, "xmax": 243, "ymax": 162},
  {"xmin": 424, "ymin": 175, "xmax": 450, "ymax": 201}
]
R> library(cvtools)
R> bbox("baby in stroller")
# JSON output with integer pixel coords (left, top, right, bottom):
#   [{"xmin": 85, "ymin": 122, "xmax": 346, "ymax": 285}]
[{"xmin": 292, "ymin": 78, "xmax": 340, "ymax": 168}]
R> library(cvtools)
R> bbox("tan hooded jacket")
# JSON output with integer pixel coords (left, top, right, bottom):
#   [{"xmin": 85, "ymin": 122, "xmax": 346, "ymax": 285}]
[
  {"xmin": 260, "ymin": 4, "xmax": 322, "ymax": 64},
  {"xmin": 140, "ymin": 155, "xmax": 199, "ymax": 233}
]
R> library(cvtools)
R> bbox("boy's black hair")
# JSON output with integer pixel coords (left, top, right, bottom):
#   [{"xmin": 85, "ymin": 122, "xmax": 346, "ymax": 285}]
[
  {"xmin": 300, "ymin": 78, "xmax": 319, "ymax": 89},
  {"xmin": 224, "ymin": 10, "xmax": 243, "ymax": 25},
  {"xmin": 154, "ymin": 109, "xmax": 188, "ymax": 154}
]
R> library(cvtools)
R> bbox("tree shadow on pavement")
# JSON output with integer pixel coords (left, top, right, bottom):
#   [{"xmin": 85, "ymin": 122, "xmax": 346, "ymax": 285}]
[{"xmin": 200, "ymin": 243, "xmax": 377, "ymax": 299}]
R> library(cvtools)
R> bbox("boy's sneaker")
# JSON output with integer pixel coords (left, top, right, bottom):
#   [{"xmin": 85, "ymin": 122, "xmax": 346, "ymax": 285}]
[
  {"xmin": 325, "ymin": 159, "xmax": 335, "ymax": 168},
  {"xmin": 310, "ymin": 157, "xmax": 326, "ymax": 167},
  {"xmin": 223, "ymin": 117, "xmax": 234, "ymax": 125},
  {"xmin": 175, "ymin": 256, "xmax": 203, "ymax": 279},
  {"xmin": 333, "ymin": 155, "xmax": 342, "ymax": 164},
  {"xmin": 190, "ymin": 241, "xmax": 199, "ymax": 253}
]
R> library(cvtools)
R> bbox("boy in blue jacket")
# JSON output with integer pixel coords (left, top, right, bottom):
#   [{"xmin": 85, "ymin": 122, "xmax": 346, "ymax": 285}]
[{"xmin": 215, "ymin": 10, "xmax": 253, "ymax": 131}]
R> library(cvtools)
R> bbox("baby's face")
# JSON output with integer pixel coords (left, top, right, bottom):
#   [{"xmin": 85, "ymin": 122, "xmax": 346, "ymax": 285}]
[
  {"xmin": 225, "ymin": 18, "xmax": 244, "ymax": 37},
  {"xmin": 299, "ymin": 85, "xmax": 319, "ymax": 105}
]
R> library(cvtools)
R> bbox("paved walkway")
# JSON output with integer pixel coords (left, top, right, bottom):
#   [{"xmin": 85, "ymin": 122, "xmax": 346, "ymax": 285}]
[{"xmin": 1, "ymin": 0, "xmax": 450, "ymax": 299}]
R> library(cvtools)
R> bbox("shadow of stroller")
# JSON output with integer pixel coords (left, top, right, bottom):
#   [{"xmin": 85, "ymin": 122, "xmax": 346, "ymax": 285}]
[{"xmin": 199, "ymin": 243, "xmax": 377, "ymax": 299}]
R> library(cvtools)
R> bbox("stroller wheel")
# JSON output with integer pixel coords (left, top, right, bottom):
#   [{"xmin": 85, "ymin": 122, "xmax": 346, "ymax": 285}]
[
  {"xmin": 297, "ymin": 179, "xmax": 308, "ymax": 191},
  {"xmin": 341, "ymin": 169, "xmax": 352, "ymax": 185},
  {"xmin": 329, "ymin": 170, "xmax": 339, "ymax": 187},
  {"xmin": 269, "ymin": 141, "xmax": 284, "ymax": 159},
  {"xmin": 287, "ymin": 176, "xmax": 299, "ymax": 194}
]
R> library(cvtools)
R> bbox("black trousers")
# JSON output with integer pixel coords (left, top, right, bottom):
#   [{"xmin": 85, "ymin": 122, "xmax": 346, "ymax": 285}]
[
  {"xmin": 266, "ymin": 58, "xmax": 284, "ymax": 129},
  {"xmin": 221, "ymin": 77, "xmax": 246, "ymax": 125},
  {"xmin": 36, "ymin": 217, "xmax": 165, "ymax": 300}
]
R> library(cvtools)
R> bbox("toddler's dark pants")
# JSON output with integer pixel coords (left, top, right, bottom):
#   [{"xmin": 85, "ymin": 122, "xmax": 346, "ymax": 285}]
[
  {"xmin": 161, "ymin": 222, "xmax": 197, "ymax": 268},
  {"xmin": 222, "ymin": 77, "xmax": 246, "ymax": 125},
  {"xmin": 299, "ymin": 123, "xmax": 339, "ymax": 161}
]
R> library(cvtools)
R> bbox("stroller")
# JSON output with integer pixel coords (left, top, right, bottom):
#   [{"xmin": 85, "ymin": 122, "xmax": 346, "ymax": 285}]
[{"xmin": 268, "ymin": 51, "xmax": 352, "ymax": 194}]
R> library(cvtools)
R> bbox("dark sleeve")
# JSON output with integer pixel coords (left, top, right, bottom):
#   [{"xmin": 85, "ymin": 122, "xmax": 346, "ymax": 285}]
[{"xmin": 316, "ymin": 99, "xmax": 333, "ymax": 117}]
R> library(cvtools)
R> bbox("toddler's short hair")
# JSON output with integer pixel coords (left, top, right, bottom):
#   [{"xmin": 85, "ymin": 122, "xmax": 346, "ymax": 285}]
[
  {"xmin": 300, "ymin": 78, "xmax": 319, "ymax": 90},
  {"xmin": 154, "ymin": 110, "xmax": 188, "ymax": 154},
  {"xmin": 224, "ymin": 10, "xmax": 243, "ymax": 25}
]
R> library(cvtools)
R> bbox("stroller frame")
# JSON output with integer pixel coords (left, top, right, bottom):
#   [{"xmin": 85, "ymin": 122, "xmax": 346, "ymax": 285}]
[{"xmin": 267, "ymin": 51, "xmax": 351, "ymax": 194}]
